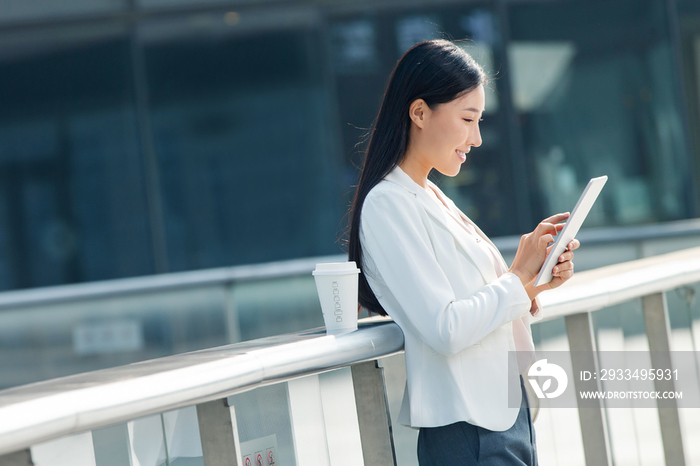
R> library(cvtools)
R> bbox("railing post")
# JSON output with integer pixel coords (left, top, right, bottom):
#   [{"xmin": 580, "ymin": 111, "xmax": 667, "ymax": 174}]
[
  {"xmin": 565, "ymin": 312, "xmax": 613, "ymax": 466},
  {"xmin": 0, "ymin": 450, "xmax": 33, "ymax": 466},
  {"xmin": 642, "ymin": 292, "xmax": 686, "ymax": 466},
  {"xmin": 351, "ymin": 360, "xmax": 397, "ymax": 466},
  {"xmin": 196, "ymin": 399, "xmax": 242, "ymax": 466}
]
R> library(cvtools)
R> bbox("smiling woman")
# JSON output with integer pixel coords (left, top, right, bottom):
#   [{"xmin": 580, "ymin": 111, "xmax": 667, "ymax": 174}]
[
  {"xmin": 400, "ymin": 84, "xmax": 485, "ymax": 180},
  {"xmin": 347, "ymin": 39, "xmax": 580, "ymax": 466}
]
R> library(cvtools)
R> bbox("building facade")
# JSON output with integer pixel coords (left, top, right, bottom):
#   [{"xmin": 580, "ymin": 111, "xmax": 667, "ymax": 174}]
[{"xmin": 0, "ymin": 0, "xmax": 699, "ymax": 291}]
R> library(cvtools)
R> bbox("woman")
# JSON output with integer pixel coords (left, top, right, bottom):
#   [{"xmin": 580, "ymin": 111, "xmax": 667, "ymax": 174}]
[{"xmin": 347, "ymin": 39, "xmax": 578, "ymax": 465}]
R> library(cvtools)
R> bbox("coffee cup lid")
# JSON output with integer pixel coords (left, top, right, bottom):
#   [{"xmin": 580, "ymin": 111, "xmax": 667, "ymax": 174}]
[{"xmin": 312, "ymin": 261, "xmax": 361, "ymax": 275}]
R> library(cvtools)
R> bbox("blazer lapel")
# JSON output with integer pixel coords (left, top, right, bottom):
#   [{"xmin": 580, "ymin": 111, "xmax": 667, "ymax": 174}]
[
  {"xmin": 442, "ymin": 192, "xmax": 510, "ymax": 273},
  {"xmin": 383, "ymin": 166, "xmax": 500, "ymax": 284}
]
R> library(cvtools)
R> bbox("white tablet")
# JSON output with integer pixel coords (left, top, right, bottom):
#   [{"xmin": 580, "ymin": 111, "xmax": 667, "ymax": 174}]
[{"xmin": 534, "ymin": 175, "xmax": 608, "ymax": 287}]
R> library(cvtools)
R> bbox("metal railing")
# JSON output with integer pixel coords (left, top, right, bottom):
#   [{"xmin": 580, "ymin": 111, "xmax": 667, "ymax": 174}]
[
  {"xmin": 0, "ymin": 217, "xmax": 698, "ymax": 312},
  {"xmin": 0, "ymin": 254, "xmax": 347, "ymax": 311},
  {"xmin": 0, "ymin": 245, "xmax": 699, "ymax": 465},
  {"xmin": 0, "ymin": 318, "xmax": 402, "ymax": 457}
]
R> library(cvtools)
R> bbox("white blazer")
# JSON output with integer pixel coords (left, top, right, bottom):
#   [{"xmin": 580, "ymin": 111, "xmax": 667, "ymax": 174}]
[{"xmin": 359, "ymin": 165, "xmax": 542, "ymax": 431}]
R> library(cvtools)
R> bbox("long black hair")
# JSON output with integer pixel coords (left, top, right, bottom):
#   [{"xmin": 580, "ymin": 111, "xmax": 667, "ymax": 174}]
[{"xmin": 348, "ymin": 39, "xmax": 488, "ymax": 316}]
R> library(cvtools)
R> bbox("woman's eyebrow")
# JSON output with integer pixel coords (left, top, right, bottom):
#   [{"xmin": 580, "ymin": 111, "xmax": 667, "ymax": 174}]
[{"xmin": 462, "ymin": 107, "xmax": 484, "ymax": 113}]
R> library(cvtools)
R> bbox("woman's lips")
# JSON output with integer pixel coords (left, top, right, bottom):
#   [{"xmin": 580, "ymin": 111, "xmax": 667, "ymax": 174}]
[{"xmin": 456, "ymin": 149, "xmax": 467, "ymax": 162}]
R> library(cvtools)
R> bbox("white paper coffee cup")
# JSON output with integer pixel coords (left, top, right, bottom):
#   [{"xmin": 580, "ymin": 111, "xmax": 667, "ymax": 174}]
[{"xmin": 312, "ymin": 262, "xmax": 361, "ymax": 335}]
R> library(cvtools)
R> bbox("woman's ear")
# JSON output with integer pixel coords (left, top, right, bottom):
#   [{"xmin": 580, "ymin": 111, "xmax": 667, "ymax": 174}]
[{"xmin": 408, "ymin": 99, "xmax": 426, "ymax": 129}]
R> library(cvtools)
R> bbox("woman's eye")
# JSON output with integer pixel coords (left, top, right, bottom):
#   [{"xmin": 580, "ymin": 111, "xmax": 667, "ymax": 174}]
[{"xmin": 463, "ymin": 119, "xmax": 473, "ymax": 123}]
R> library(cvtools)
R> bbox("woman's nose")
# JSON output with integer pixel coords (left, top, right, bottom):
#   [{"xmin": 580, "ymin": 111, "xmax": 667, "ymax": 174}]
[{"xmin": 470, "ymin": 126, "xmax": 482, "ymax": 147}]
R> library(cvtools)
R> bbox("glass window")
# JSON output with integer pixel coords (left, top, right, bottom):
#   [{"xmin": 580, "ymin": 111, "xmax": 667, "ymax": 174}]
[
  {"xmin": 0, "ymin": 29, "xmax": 154, "ymax": 290},
  {"xmin": 678, "ymin": 0, "xmax": 700, "ymax": 16},
  {"xmin": 508, "ymin": 0, "xmax": 693, "ymax": 227},
  {"xmin": 677, "ymin": 0, "xmax": 700, "ymax": 212},
  {"xmin": 142, "ymin": 16, "xmax": 344, "ymax": 270}
]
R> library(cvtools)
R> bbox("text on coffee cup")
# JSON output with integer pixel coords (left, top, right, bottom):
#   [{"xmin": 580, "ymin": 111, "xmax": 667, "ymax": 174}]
[{"xmin": 332, "ymin": 281, "xmax": 342, "ymax": 322}]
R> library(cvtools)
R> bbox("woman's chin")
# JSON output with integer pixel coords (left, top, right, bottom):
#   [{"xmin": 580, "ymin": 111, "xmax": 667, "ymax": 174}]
[{"xmin": 438, "ymin": 166, "xmax": 462, "ymax": 177}]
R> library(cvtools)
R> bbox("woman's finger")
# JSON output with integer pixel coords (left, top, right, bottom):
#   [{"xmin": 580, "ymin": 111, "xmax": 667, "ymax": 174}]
[
  {"xmin": 555, "ymin": 270, "xmax": 574, "ymax": 280},
  {"xmin": 560, "ymin": 268, "xmax": 574, "ymax": 278},
  {"xmin": 557, "ymin": 250, "xmax": 574, "ymax": 263},
  {"xmin": 535, "ymin": 222, "xmax": 558, "ymax": 236},
  {"xmin": 568, "ymin": 239, "xmax": 580, "ymax": 251},
  {"xmin": 553, "ymin": 261, "xmax": 574, "ymax": 273},
  {"xmin": 542, "ymin": 212, "xmax": 570, "ymax": 225},
  {"xmin": 538, "ymin": 234, "xmax": 555, "ymax": 251}
]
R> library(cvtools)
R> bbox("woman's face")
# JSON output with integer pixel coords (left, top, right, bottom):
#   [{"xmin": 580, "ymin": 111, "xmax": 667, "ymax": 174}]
[{"xmin": 407, "ymin": 85, "xmax": 485, "ymax": 178}]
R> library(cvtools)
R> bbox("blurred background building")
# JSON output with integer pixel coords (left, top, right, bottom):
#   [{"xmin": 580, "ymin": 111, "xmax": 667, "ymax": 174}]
[
  {"xmin": 3, "ymin": 2, "xmax": 700, "ymax": 465},
  {"xmin": 0, "ymin": 0, "xmax": 698, "ymax": 290},
  {"xmin": 1, "ymin": 0, "xmax": 700, "ymax": 385}
]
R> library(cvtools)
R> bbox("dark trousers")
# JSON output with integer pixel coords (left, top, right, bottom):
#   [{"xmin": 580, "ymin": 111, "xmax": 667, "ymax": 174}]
[{"xmin": 417, "ymin": 375, "xmax": 538, "ymax": 465}]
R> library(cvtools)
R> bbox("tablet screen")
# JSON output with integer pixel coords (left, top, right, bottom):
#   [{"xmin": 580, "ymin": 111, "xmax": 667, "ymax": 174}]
[{"xmin": 533, "ymin": 175, "xmax": 608, "ymax": 287}]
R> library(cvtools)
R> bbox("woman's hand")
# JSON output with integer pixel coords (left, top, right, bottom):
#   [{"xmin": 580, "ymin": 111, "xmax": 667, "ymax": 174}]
[
  {"xmin": 539, "ymin": 239, "xmax": 579, "ymax": 290},
  {"xmin": 525, "ymin": 237, "xmax": 580, "ymax": 297},
  {"xmin": 508, "ymin": 213, "xmax": 577, "ymax": 300}
]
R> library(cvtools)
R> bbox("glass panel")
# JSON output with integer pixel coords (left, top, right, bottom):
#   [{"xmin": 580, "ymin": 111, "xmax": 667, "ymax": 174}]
[
  {"xmin": 590, "ymin": 301, "xmax": 664, "ymax": 466},
  {"xmin": 31, "ymin": 432, "xmax": 96, "ymax": 466},
  {"xmin": 677, "ymin": 12, "xmax": 700, "ymax": 212},
  {"xmin": 530, "ymin": 317, "xmax": 585, "ymax": 466},
  {"xmin": 92, "ymin": 423, "xmax": 132, "ymax": 466},
  {"xmin": 0, "ymin": 285, "xmax": 229, "ymax": 389},
  {"xmin": 229, "ymin": 383, "xmax": 296, "ymax": 466},
  {"xmin": 141, "ymin": 19, "xmax": 344, "ymax": 271},
  {"xmin": 234, "ymin": 275, "xmax": 323, "ymax": 341},
  {"xmin": 163, "ymin": 406, "xmax": 204, "ymax": 465},
  {"xmin": 378, "ymin": 353, "xmax": 418, "ymax": 466},
  {"xmin": 127, "ymin": 415, "xmax": 169, "ymax": 466},
  {"xmin": 578, "ymin": 293, "xmax": 700, "ymax": 466},
  {"xmin": 508, "ymin": 0, "xmax": 693, "ymax": 228},
  {"xmin": 666, "ymin": 283, "xmax": 700, "ymax": 465},
  {"xmin": 0, "ymin": 271, "xmax": 326, "ymax": 388},
  {"xmin": 667, "ymin": 283, "xmax": 700, "ymax": 352},
  {"xmin": 0, "ymin": 27, "xmax": 154, "ymax": 290},
  {"xmin": 678, "ymin": 0, "xmax": 700, "ymax": 16}
]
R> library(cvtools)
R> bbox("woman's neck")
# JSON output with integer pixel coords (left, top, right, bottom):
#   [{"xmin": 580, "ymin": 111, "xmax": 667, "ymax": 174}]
[{"xmin": 398, "ymin": 148, "xmax": 431, "ymax": 189}]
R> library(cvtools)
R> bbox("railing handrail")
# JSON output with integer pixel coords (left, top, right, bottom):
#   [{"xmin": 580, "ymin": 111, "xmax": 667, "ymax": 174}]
[
  {"xmin": 0, "ymin": 317, "xmax": 403, "ymax": 456},
  {"xmin": 0, "ymin": 254, "xmax": 349, "ymax": 310},
  {"xmin": 1, "ymin": 245, "xmax": 700, "ymax": 456},
  {"xmin": 0, "ymin": 218, "xmax": 699, "ymax": 311},
  {"xmin": 539, "ymin": 245, "xmax": 700, "ymax": 320}
]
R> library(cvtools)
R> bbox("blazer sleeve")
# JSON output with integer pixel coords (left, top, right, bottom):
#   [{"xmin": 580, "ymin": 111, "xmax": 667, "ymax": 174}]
[{"xmin": 360, "ymin": 187, "xmax": 532, "ymax": 355}]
